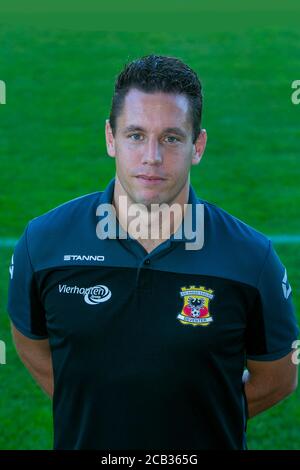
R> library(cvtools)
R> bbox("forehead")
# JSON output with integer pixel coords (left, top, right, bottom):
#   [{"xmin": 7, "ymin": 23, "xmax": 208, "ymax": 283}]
[{"xmin": 118, "ymin": 88, "xmax": 191, "ymax": 128}]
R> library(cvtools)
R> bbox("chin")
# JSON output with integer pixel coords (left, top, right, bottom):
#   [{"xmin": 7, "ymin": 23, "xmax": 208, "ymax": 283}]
[{"xmin": 139, "ymin": 193, "xmax": 165, "ymax": 207}]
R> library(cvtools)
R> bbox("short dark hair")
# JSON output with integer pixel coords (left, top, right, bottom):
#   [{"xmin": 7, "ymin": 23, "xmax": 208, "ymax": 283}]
[{"xmin": 109, "ymin": 54, "xmax": 203, "ymax": 144}]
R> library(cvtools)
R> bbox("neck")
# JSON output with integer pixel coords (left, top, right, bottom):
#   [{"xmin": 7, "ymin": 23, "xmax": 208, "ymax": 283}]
[{"xmin": 113, "ymin": 176, "xmax": 190, "ymax": 253}]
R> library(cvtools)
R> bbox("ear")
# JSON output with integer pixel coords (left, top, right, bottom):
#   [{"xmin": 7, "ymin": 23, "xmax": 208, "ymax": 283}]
[
  {"xmin": 105, "ymin": 119, "xmax": 116, "ymax": 157},
  {"xmin": 192, "ymin": 129, "xmax": 207, "ymax": 165}
]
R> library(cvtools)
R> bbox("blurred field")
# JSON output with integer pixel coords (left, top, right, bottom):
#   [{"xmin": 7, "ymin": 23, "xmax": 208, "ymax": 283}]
[{"xmin": 0, "ymin": 27, "xmax": 299, "ymax": 450}]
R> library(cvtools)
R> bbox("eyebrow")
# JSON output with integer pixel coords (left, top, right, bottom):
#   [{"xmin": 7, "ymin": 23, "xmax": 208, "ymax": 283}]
[{"xmin": 123, "ymin": 125, "xmax": 187, "ymax": 138}]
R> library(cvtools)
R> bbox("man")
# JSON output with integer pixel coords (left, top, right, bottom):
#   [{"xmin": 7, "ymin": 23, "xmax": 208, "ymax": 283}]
[{"xmin": 7, "ymin": 55, "xmax": 298, "ymax": 450}]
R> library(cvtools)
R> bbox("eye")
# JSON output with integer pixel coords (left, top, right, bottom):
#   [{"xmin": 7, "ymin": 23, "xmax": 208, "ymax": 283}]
[
  {"xmin": 165, "ymin": 135, "xmax": 180, "ymax": 143},
  {"xmin": 128, "ymin": 133, "xmax": 143, "ymax": 141}
]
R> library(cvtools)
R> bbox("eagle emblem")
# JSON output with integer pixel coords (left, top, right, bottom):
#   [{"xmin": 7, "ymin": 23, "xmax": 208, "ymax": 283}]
[{"xmin": 177, "ymin": 285, "xmax": 214, "ymax": 326}]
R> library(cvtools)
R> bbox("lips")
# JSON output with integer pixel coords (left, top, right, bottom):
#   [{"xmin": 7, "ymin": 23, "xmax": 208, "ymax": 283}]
[
  {"xmin": 135, "ymin": 175, "xmax": 166, "ymax": 185},
  {"xmin": 136, "ymin": 175, "xmax": 165, "ymax": 181}
]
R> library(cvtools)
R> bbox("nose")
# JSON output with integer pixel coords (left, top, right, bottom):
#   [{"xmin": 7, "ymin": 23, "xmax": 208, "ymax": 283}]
[{"xmin": 141, "ymin": 138, "xmax": 162, "ymax": 165}]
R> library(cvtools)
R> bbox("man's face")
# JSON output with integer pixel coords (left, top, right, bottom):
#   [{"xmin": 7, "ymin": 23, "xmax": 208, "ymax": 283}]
[{"xmin": 105, "ymin": 88, "xmax": 206, "ymax": 207}]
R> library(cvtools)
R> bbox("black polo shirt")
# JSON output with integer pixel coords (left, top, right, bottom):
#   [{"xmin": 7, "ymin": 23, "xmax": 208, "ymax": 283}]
[{"xmin": 7, "ymin": 178, "xmax": 299, "ymax": 450}]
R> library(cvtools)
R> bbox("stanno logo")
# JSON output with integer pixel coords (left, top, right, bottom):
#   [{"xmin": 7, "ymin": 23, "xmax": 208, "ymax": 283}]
[
  {"xmin": 64, "ymin": 255, "xmax": 105, "ymax": 262},
  {"xmin": 58, "ymin": 284, "xmax": 111, "ymax": 304}
]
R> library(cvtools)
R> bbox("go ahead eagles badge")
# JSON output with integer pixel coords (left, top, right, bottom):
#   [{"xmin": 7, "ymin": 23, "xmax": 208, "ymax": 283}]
[{"xmin": 177, "ymin": 285, "xmax": 214, "ymax": 327}]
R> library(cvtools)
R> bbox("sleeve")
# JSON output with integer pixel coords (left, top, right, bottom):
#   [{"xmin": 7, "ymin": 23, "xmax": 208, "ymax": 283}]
[
  {"xmin": 7, "ymin": 224, "xmax": 48, "ymax": 339},
  {"xmin": 246, "ymin": 240, "xmax": 299, "ymax": 361}
]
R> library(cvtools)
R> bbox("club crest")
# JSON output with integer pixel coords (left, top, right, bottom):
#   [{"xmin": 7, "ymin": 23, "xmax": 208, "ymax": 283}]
[{"xmin": 177, "ymin": 285, "xmax": 214, "ymax": 327}]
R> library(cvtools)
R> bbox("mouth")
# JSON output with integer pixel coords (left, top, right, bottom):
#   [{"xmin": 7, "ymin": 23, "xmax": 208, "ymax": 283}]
[{"xmin": 135, "ymin": 175, "xmax": 166, "ymax": 181}]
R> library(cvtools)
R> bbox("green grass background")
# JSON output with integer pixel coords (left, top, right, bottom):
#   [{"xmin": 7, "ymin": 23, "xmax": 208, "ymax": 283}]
[{"xmin": 0, "ymin": 26, "xmax": 299, "ymax": 449}]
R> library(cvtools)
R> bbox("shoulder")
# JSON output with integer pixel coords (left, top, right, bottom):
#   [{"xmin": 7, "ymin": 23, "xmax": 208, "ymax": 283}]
[
  {"xmin": 203, "ymin": 199, "xmax": 270, "ymax": 250},
  {"xmin": 200, "ymin": 199, "xmax": 271, "ymax": 285},
  {"xmin": 27, "ymin": 191, "xmax": 102, "ymax": 234},
  {"xmin": 24, "ymin": 192, "xmax": 103, "ymax": 267}
]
